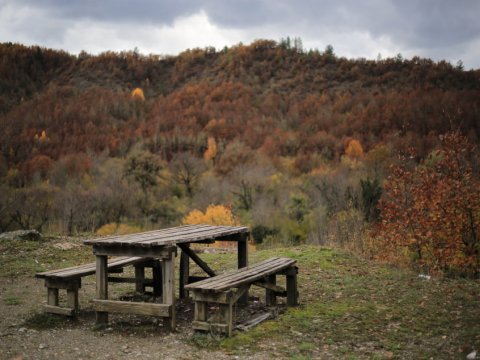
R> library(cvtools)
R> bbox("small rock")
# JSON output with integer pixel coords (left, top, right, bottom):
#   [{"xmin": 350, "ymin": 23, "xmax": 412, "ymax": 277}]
[
  {"xmin": 39, "ymin": 344, "xmax": 48, "ymax": 350},
  {"xmin": 418, "ymin": 274, "xmax": 431, "ymax": 280},
  {"xmin": 467, "ymin": 350, "xmax": 477, "ymax": 360},
  {"xmin": 0, "ymin": 230, "xmax": 42, "ymax": 241},
  {"xmin": 18, "ymin": 327, "xmax": 27, "ymax": 333}
]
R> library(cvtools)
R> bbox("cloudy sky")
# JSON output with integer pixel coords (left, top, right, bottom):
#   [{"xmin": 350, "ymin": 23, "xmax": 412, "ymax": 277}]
[{"xmin": 1, "ymin": 0, "xmax": 479, "ymax": 69}]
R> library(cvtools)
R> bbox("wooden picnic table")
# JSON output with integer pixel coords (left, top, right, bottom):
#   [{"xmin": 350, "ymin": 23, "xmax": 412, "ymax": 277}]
[{"xmin": 83, "ymin": 224, "xmax": 249, "ymax": 330}]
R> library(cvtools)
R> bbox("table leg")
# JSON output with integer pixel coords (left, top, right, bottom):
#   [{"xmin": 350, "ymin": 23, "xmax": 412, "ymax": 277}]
[
  {"xmin": 237, "ymin": 234, "xmax": 249, "ymax": 305},
  {"xmin": 179, "ymin": 246, "xmax": 190, "ymax": 299},
  {"xmin": 286, "ymin": 267, "xmax": 299, "ymax": 306},
  {"xmin": 96, "ymin": 255, "xmax": 108, "ymax": 325},
  {"xmin": 162, "ymin": 255, "xmax": 176, "ymax": 331}
]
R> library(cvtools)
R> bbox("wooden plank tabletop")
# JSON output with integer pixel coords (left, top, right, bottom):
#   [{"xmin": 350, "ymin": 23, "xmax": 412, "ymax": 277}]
[{"xmin": 83, "ymin": 224, "xmax": 249, "ymax": 248}]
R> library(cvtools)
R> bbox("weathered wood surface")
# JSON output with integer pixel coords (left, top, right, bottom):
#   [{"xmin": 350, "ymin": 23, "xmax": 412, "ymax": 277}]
[
  {"xmin": 189, "ymin": 257, "xmax": 298, "ymax": 336},
  {"xmin": 79, "ymin": 224, "xmax": 249, "ymax": 330},
  {"xmin": 236, "ymin": 312, "xmax": 273, "ymax": 331},
  {"xmin": 237, "ymin": 233, "xmax": 249, "ymax": 305},
  {"xmin": 43, "ymin": 304, "xmax": 74, "ymax": 316},
  {"xmin": 83, "ymin": 224, "xmax": 249, "ymax": 248},
  {"xmin": 185, "ymin": 257, "xmax": 296, "ymax": 292},
  {"xmin": 107, "ymin": 276, "xmax": 154, "ymax": 285},
  {"xmin": 179, "ymin": 246, "xmax": 190, "ymax": 299},
  {"xmin": 93, "ymin": 299, "xmax": 171, "ymax": 317},
  {"xmin": 35, "ymin": 256, "xmax": 144, "ymax": 279},
  {"xmin": 162, "ymin": 257, "xmax": 176, "ymax": 331},
  {"xmin": 286, "ymin": 267, "xmax": 299, "ymax": 306},
  {"xmin": 96, "ymin": 255, "xmax": 108, "ymax": 324},
  {"xmin": 178, "ymin": 243, "xmax": 216, "ymax": 277}
]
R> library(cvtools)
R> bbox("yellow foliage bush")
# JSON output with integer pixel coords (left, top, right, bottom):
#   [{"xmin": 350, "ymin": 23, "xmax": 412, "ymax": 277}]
[
  {"xmin": 131, "ymin": 87, "xmax": 145, "ymax": 101},
  {"xmin": 182, "ymin": 205, "xmax": 242, "ymax": 249},
  {"xmin": 34, "ymin": 130, "xmax": 48, "ymax": 143},
  {"xmin": 182, "ymin": 204, "xmax": 239, "ymax": 226},
  {"xmin": 96, "ymin": 223, "xmax": 142, "ymax": 236}
]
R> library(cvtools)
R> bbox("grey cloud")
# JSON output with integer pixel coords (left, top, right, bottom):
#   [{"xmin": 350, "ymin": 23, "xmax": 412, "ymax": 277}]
[
  {"xmin": 202, "ymin": 0, "xmax": 480, "ymax": 50},
  {"xmin": 10, "ymin": 0, "xmax": 200, "ymax": 25},
  {"xmin": 9, "ymin": 0, "xmax": 480, "ymax": 47}
]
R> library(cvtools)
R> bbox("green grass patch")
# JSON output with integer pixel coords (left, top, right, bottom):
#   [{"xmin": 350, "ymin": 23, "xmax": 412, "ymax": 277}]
[
  {"xmin": 3, "ymin": 292, "xmax": 22, "ymax": 305},
  {"xmin": 204, "ymin": 245, "xmax": 480, "ymax": 359},
  {"xmin": 23, "ymin": 312, "xmax": 71, "ymax": 330},
  {"xmin": 2, "ymin": 238, "xmax": 479, "ymax": 359},
  {"xmin": 0, "ymin": 236, "xmax": 93, "ymax": 277}
]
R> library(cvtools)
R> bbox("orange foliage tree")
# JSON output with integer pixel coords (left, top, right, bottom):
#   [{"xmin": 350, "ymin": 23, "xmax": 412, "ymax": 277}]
[
  {"xmin": 345, "ymin": 139, "xmax": 364, "ymax": 160},
  {"xmin": 203, "ymin": 136, "xmax": 217, "ymax": 162},
  {"xmin": 375, "ymin": 132, "xmax": 480, "ymax": 276}
]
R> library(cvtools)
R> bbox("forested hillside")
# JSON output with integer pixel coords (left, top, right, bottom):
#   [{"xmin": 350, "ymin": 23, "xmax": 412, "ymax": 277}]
[{"xmin": 1, "ymin": 40, "xmax": 479, "ymax": 275}]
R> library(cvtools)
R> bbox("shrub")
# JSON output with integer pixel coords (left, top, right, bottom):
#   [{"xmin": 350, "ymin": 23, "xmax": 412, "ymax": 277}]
[
  {"xmin": 96, "ymin": 222, "xmax": 142, "ymax": 236},
  {"xmin": 375, "ymin": 132, "xmax": 480, "ymax": 276}
]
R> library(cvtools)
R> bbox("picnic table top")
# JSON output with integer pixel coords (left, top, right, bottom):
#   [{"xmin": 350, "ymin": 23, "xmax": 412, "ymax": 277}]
[{"xmin": 83, "ymin": 224, "xmax": 249, "ymax": 248}]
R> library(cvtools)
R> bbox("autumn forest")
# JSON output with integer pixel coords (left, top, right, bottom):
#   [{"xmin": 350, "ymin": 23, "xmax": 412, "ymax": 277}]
[{"xmin": 1, "ymin": 39, "xmax": 479, "ymax": 276}]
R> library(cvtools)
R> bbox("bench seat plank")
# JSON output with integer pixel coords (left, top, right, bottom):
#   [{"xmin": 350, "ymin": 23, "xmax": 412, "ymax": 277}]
[
  {"xmin": 35, "ymin": 256, "xmax": 144, "ymax": 279},
  {"xmin": 185, "ymin": 257, "xmax": 296, "ymax": 293}
]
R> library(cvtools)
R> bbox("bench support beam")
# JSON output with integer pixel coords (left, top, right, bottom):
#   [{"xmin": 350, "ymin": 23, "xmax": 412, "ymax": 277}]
[
  {"xmin": 178, "ymin": 243, "xmax": 216, "ymax": 277},
  {"xmin": 93, "ymin": 300, "xmax": 171, "ymax": 317}
]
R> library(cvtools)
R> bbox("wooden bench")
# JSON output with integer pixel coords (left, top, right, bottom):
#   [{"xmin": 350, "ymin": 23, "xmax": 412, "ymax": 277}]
[
  {"xmin": 35, "ymin": 257, "xmax": 161, "ymax": 316},
  {"xmin": 185, "ymin": 257, "xmax": 299, "ymax": 336}
]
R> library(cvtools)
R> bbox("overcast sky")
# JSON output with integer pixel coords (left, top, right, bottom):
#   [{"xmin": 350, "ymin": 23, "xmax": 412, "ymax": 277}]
[{"xmin": 1, "ymin": 0, "xmax": 479, "ymax": 69}]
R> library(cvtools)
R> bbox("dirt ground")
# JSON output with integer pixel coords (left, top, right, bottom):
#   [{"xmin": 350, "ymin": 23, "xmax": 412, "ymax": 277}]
[{"xmin": 0, "ymin": 273, "xmax": 278, "ymax": 360}]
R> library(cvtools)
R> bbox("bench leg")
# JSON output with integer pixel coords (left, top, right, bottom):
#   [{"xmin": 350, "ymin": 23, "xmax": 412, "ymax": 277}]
[
  {"xmin": 152, "ymin": 260, "xmax": 163, "ymax": 297},
  {"xmin": 67, "ymin": 289, "xmax": 79, "ymax": 312},
  {"xmin": 194, "ymin": 301, "xmax": 207, "ymax": 323},
  {"xmin": 266, "ymin": 274, "xmax": 277, "ymax": 306},
  {"xmin": 220, "ymin": 302, "xmax": 234, "ymax": 337},
  {"xmin": 134, "ymin": 265, "xmax": 146, "ymax": 294},
  {"xmin": 286, "ymin": 267, "xmax": 299, "ymax": 306},
  {"xmin": 43, "ymin": 278, "xmax": 81, "ymax": 316},
  {"xmin": 47, "ymin": 288, "xmax": 59, "ymax": 307}
]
